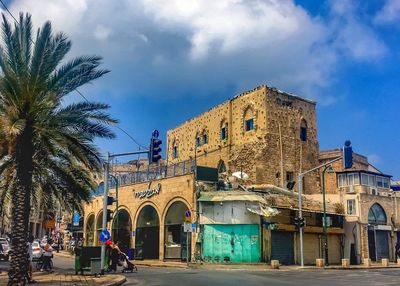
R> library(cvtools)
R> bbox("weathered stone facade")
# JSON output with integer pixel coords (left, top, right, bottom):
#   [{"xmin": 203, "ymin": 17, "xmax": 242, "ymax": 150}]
[{"xmin": 167, "ymin": 85, "xmax": 320, "ymax": 194}]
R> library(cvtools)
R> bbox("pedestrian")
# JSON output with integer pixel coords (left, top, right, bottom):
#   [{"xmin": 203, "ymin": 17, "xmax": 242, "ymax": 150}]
[
  {"xmin": 109, "ymin": 241, "xmax": 121, "ymax": 273},
  {"xmin": 74, "ymin": 238, "xmax": 84, "ymax": 275},
  {"xmin": 27, "ymin": 235, "xmax": 37, "ymax": 284},
  {"xmin": 41, "ymin": 239, "xmax": 54, "ymax": 272}
]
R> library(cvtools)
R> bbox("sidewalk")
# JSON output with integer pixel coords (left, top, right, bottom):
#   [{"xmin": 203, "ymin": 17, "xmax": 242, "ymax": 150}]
[{"xmin": 0, "ymin": 269, "xmax": 126, "ymax": 285}]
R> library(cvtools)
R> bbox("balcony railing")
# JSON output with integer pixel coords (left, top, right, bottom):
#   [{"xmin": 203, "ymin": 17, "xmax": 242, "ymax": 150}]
[{"xmin": 109, "ymin": 159, "xmax": 196, "ymax": 188}]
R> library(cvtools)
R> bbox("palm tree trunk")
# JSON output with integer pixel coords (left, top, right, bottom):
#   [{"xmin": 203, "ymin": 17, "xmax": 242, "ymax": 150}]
[{"xmin": 8, "ymin": 124, "xmax": 34, "ymax": 285}]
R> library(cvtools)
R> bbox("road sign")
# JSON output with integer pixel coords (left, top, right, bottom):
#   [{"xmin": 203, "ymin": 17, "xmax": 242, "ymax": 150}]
[
  {"xmin": 185, "ymin": 210, "xmax": 191, "ymax": 217},
  {"xmin": 99, "ymin": 229, "xmax": 111, "ymax": 242},
  {"xmin": 72, "ymin": 211, "xmax": 80, "ymax": 226},
  {"xmin": 152, "ymin": 129, "xmax": 159, "ymax": 138},
  {"xmin": 183, "ymin": 222, "xmax": 192, "ymax": 233}
]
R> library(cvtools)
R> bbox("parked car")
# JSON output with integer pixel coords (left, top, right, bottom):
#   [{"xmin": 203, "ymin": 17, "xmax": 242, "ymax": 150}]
[
  {"xmin": 0, "ymin": 238, "xmax": 10, "ymax": 261},
  {"xmin": 32, "ymin": 241, "xmax": 42, "ymax": 261}
]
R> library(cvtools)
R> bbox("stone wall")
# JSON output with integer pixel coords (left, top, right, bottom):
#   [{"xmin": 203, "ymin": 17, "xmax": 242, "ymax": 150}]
[{"xmin": 167, "ymin": 85, "xmax": 320, "ymax": 194}]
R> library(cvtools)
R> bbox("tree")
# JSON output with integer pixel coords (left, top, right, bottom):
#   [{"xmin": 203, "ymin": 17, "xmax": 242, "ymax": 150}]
[{"xmin": 0, "ymin": 13, "xmax": 117, "ymax": 285}]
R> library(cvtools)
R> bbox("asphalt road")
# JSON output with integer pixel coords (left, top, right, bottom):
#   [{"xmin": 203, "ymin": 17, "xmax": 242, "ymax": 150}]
[
  {"xmin": 3, "ymin": 255, "xmax": 400, "ymax": 286},
  {"xmin": 123, "ymin": 267, "xmax": 400, "ymax": 286}
]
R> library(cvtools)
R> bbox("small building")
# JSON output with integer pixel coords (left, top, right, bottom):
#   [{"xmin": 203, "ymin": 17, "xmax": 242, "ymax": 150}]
[
  {"xmin": 197, "ymin": 184, "xmax": 344, "ymax": 265},
  {"xmin": 316, "ymin": 149, "xmax": 400, "ymax": 264}
]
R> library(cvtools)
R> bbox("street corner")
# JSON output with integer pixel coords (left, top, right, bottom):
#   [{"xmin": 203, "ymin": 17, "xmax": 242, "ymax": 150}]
[{"xmin": 0, "ymin": 272, "xmax": 127, "ymax": 286}]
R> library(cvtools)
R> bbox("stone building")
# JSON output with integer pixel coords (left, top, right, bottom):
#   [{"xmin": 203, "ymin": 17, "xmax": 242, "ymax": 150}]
[
  {"xmin": 167, "ymin": 85, "xmax": 320, "ymax": 194},
  {"xmin": 308, "ymin": 149, "xmax": 400, "ymax": 264}
]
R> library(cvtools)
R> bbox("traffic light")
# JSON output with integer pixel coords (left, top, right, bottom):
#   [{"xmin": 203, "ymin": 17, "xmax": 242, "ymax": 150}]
[
  {"xmin": 294, "ymin": 217, "xmax": 306, "ymax": 230},
  {"xmin": 106, "ymin": 196, "xmax": 116, "ymax": 205},
  {"xmin": 149, "ymin": 137, "xmax": 162, "ymax": 163},
  {"xmin": 106, "ymin": 209, "xmax": 113, "ymax": 222},
  {"xmin": 343, "ymin": 140, "xmax": 353, "ymax": 169}
]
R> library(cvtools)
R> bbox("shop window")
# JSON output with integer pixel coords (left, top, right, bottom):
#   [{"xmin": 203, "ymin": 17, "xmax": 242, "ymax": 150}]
[
  {"xmin": 245, "ymin": 118, "xmax": 254, "ymax": 131},
  {"xmin": 347, "ymin": 199, "xmax": 356, "ymax": 215},
  {"xmin": 173, "ymin": 146, "xmax": 178, "ymax": 159},
  {"xmin": 300, "ymin": 119, "xmax": 307, "ymax": 141}
]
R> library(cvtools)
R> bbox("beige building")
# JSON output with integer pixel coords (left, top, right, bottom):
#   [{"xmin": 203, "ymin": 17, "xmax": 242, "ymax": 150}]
[
  {"xmin": 167, "ymin": 85, "xmax": 320, "ymax": 194},
  {"xmin": 310, "ymin": 149, "xmax": 399, "ymax": 264}
]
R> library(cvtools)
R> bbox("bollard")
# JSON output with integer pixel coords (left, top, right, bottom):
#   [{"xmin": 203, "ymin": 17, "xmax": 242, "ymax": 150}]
[
  {"xmin": 341, "ymin": 258, "xmax": 350, "ymax": 268},
  {"xmin": 363, "ymin": 258, "xmax": 371, "ymax": 267},
  {"xmin": 316, "ymin": 258, "xmax": 325, "ymax": 268},
  {"xmin": 397, "ymin": 258, "xmax": 400, "ymax": 266},
  {"xmin": 271, "ymin": 260, "xmax": 280, "ymax": 269},
  {"xmin": 381, "ymin": 258, "xmax": 389, "ymax": 267}
]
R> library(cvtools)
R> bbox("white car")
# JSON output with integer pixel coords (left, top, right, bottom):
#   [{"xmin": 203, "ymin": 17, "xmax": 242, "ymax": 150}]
[{"xmin": 32, "ymin": 241, "xmax": 43, "ymax": 261}]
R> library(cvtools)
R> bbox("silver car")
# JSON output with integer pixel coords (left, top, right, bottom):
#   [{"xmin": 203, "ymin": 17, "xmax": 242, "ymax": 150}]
[{"xmin": 31, "ymin": 241, "xmax": 43, "ymax": 261}]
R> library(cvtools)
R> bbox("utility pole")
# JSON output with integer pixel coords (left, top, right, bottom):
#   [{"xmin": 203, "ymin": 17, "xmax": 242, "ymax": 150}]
[{"xmin": 99, "ymin": 130, "xmax": 162, "ymax": 273}]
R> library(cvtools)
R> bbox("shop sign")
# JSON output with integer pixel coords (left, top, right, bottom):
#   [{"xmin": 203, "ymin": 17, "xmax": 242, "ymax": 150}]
[{"xmin": 134, "ymin": 183, "xmax": 161, "ymax": 199}]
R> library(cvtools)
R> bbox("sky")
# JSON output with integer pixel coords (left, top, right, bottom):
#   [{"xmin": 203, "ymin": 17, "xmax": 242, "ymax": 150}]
[{"xmin": 2, "ymin": 0, "xmax": 400, "ymax": 178}]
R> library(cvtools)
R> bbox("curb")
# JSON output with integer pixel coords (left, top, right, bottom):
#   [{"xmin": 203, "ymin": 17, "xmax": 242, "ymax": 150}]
[{"xmin": 105, "ymin": 276, "xmax": 127, "ymax": 286}]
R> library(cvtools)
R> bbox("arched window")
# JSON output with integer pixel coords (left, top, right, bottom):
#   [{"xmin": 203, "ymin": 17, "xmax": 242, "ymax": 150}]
[
  {"xmin": 217, "ymin": 160, "xmax": 227, "ymax": 174},
  {"xmin": 300, "ymin": 119, "xmax": 307, "ymax": 141},
  {"xmin": 244, "ymin": 106, "xmax": 255, "ymax": 132},
  {"xmin": 220, "ymin": 120, "xmax": 228, "ymax": 141},
  {"xmin": 368, "ymin": 203, "xmax": 387, "ymax": 224}
]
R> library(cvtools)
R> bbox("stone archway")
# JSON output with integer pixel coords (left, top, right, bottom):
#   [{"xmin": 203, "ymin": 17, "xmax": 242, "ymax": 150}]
[
  {"xmin": 135, "ymin": 205, "xmax": 160, "ymax": 259},
  {"xmin": 367, "ymin": 203, "xmax": 389, "ymax": 261},
  {"xmin": 85, "ymin": 214, "xmax": 95, "ymax": 246},
  {"xmin": 95, "ymin": 212, "xmax": 103, "ymax": 246},
  {"xmin": 164, "ymin": 201, "xmax": 190, "ymax": 260},
  {"xmin": 112, "ymin": 209, "xmax": 132, "ymax": 254}
]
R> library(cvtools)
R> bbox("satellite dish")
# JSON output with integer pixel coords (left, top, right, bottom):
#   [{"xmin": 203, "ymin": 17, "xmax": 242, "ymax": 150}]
[{"xmin": 232, "ymin": 171, "xmax": 249, "ymax": 180}]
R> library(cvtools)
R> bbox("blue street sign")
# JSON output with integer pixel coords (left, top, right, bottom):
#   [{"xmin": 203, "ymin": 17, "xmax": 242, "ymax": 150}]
[
  {"xmin": 99, "ymin": 229, "xmax": 111, "ymax": 242},
  {"xmin": 152, "ymin": 129, "xmax": 159, "ymax": 138},
  {"xmin": 72, "ymin": 212, "xmax": 80, "ymax": 226}
]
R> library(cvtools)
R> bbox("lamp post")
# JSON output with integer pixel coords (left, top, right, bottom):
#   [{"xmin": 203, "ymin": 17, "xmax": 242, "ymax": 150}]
[{"xmin": 321, "ymin": 165, "xmax": 334, "ymax": 266}]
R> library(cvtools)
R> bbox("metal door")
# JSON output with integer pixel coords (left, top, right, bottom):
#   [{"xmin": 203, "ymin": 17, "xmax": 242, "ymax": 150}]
[
  {"xmin": 271, "ymin": 231, "xmax": 294, "ymax": 265},
  {"xmin": 376, "ymin": 230, "xmax": 389, "ymax": 260},
  {"xmin": 202, "ymin": 224, "xmax": 260, "ymax": 263}
]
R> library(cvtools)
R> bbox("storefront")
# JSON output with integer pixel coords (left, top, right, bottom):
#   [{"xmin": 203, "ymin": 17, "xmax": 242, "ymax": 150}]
[
  {"xmin": 367, "ymin": 203, "xmax": 390, "ymax": 261},
  {"xmin": 83, "ymin": 173, "xmax": 196, "ymax": 261}
]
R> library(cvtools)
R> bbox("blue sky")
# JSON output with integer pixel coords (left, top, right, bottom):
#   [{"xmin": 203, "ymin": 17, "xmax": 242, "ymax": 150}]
[{"xmin": 4, "ymin": 0, "xmax": 400, "ymax": 178}]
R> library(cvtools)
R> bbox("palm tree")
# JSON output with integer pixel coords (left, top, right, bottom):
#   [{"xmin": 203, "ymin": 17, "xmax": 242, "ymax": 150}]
[{"xmin": 0, "ymin": 13, "xmax": 117, "ymax": 284}]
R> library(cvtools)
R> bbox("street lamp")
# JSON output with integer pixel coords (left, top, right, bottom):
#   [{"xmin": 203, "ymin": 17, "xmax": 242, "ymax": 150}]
[{"xmin": 321, "ymin": 165, "xmax": 334, "ymax": 266}]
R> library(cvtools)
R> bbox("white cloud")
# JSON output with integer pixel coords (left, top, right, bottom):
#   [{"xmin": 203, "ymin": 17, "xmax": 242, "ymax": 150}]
[
  {"xmin": 0, "ymin": 0, "xmax": 386, "ymax": 104},
  {"xmin": 328, "ymin": 0, "xmax": 387, "ymax": 61},
  {"xmin": 94, "ymin": 25, "xmax": 111, "ymax": 41},
  {"xmin": 374, "ymin": 0, "xmax": 400, "ymax": 25}
]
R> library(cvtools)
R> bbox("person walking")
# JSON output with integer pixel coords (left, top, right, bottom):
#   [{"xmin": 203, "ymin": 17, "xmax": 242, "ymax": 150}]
[
  {"xmin": 74, "ymin": 238, "xmax": 84, "ymax": 275},
  {"xmin": 41, "ymin": 239, "xmax": 54, "ymax": 272},
  {"xmin": 109, "ymin": 242, "xmax": 121, "ymax": 273},
  {"xmin": 27, "ymin": 235, "xmax": 37, "ymax": 284}
]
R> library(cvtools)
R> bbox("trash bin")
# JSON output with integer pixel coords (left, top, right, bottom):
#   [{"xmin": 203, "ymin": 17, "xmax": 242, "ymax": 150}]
[
  {"xmin": 90, "ymin": 257, "xmax": 102, "ymax": 275},
  {"xmin": 127, "ymin": 248, "xmax": 135, "ymax": 260}
]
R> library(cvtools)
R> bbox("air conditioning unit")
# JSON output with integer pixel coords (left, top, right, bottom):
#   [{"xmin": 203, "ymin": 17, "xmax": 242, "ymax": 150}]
[{"xmin": 369, "ymin": 187, "xmax": 378, "ymax": 195}]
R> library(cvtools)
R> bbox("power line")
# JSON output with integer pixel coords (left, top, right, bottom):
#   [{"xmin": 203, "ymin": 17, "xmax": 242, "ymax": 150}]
[{"xmin": 0, "ymin": 0, "xmax": 146, "ymax": 149}]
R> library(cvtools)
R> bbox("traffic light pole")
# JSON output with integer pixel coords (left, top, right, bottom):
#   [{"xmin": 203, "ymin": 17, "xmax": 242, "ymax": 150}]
[
  {"xmin": 297, "ymin": 156, "xmax": 342, "ymax": 267},
  {"xmin": 100, "ymin": 149, "xmax": 149, "ymax": 273}
]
